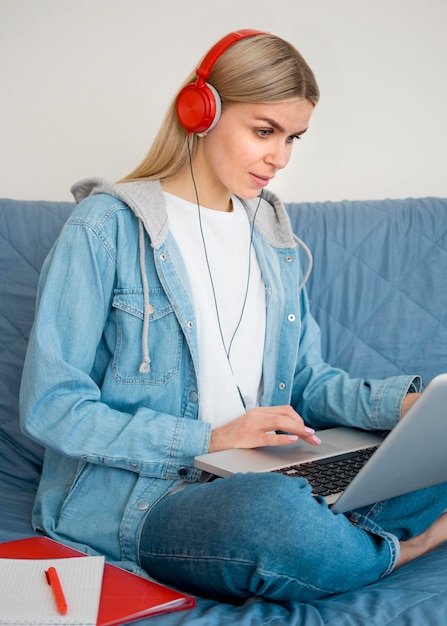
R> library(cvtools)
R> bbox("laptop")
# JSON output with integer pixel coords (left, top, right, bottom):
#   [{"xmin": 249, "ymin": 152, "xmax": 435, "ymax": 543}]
[{"xmin": 195, "ymin": 373, "xmax": 447, "ymax": 513}]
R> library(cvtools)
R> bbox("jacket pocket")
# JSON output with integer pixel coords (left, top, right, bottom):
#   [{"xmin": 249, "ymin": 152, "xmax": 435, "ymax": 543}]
[
  {"xmin": 57, "ymin": 462, "xmax": 139, "ymax": 559},
  {"xmin": 111, "ymin": 288, "xmax": 182, "ymax": 385}
]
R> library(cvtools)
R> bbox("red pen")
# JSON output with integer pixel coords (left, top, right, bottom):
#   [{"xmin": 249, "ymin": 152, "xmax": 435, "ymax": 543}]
[{"xmin": 45, "ymin": 566, "xmax": 68, "ymax": 615}]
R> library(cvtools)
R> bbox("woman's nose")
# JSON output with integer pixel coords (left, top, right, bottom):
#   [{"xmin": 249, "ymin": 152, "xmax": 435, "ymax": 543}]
[{"xmin": 265, "ymin": 142, "xmax": 290, "ymax": 170}]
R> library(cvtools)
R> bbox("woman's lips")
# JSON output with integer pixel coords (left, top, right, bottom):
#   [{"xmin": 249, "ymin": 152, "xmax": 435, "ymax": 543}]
[{"xmin": 250, "ymin": 173, "xmax": 272, "ymax": 187}]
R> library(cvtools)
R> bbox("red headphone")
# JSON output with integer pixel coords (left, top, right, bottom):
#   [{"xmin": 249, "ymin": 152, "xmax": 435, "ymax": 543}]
[{"xmin": 176, "ymin": 29, "xmax": 267, "ymax": 135}]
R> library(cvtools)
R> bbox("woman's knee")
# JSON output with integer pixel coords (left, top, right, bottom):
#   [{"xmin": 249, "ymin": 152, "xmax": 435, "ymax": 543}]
[{"xmin": 211, "ymin": 472, "xmax": 317, "ymax": 542}]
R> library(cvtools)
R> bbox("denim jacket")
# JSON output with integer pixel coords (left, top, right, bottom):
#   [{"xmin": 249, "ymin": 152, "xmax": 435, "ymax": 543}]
[{"xmin": 19, "ymin": 178, "xmax": 418, "ymax": 571}]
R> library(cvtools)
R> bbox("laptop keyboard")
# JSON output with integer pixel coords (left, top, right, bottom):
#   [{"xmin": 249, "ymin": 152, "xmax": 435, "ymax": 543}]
[{"xmin": 272, "ymin": 446, "xmax": 379, "ymax": 497}]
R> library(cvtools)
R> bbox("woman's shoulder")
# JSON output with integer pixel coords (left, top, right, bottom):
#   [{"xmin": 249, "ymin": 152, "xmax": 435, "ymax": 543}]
[
  {"xmin": 68, "ymin": 177, "xmax": 165, "ymax": 239},
  {"xmin": 69, "ymin": 191, "xmax": 131, "ymax": 225},
  {"xmin": 67, "ymin": 177, "xmax": 156, "ymax": 231}
]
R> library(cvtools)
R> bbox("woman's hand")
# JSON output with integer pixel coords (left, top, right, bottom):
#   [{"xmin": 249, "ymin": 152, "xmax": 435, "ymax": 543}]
[
  {"xmin": 400, "ymin": 393, "xmax": 421, "ymax": 418},
  {"xmin": 208, "ymin": 405, "xmax": 321, "ymax": 453}
]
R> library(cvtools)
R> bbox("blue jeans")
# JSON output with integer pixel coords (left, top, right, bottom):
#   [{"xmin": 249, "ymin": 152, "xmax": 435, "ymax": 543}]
[{"xmin": 139, "ymin": 472, "xmax": 447, "ymax": 602}]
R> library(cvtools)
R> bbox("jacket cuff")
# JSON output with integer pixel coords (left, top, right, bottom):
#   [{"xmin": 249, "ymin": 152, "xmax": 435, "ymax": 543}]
[{"xmin": 374, "ymin": 375, "xmax": 422, "ymax": 430}]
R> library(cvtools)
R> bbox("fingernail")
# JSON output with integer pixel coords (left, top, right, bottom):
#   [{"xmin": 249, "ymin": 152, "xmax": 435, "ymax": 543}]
[
  {"xmin": 288, "ymin": 435, "xmax": 299, "ymax": 441},
  {"xmin": 312, "ymin": 435, "xmax": 322, "ymax": 445},
  {"xmin": 304, "ymin": 427, "xmax": 315, "ymax": 435}
]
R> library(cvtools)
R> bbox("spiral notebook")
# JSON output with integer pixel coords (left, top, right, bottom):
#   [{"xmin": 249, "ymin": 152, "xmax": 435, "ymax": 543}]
[{"xmin": 0, "ymin": 536, "xmax": 195, "ymax": 625}]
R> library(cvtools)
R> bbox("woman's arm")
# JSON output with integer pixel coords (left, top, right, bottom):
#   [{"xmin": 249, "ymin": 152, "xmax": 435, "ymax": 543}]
[
  {"xmin": 20, "ymin": 204, "xmax": 211, "ymax": 479},
  {"xmin": 289, "ymin": 286, "xmax": 421, "ymax": 432}
]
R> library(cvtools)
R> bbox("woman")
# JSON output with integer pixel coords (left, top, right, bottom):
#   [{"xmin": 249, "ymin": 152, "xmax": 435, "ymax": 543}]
[{"xmin": 20, "ymin": 29, "xmax": 447, "ymax": 602}]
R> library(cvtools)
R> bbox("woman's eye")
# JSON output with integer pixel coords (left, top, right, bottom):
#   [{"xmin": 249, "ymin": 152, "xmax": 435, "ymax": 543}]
[{"xmin": 257, "ymin": 129, "xmax": 272, "ymax": 138}]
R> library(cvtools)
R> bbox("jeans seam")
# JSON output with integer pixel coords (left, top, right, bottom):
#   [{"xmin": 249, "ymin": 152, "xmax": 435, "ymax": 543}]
[
  {"xmin": 140, "ymin": 553, "xmax": 340, "ymax": 595},
  {"xmin": 349, "ymin": 510, "xmax": 400, "ymax": 576}
]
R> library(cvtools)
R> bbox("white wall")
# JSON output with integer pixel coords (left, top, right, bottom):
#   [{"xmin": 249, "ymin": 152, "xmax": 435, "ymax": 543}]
[{"xmin": 1, "ymin": 0, "xmax": 446, "ymax": 202}]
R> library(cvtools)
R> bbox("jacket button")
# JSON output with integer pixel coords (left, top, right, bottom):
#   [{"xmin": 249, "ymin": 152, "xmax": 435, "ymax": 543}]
[
  {"xmin": 278, "ymin": 382, "xmax": 286, "ymax": 391},
  {"xmin": 160, "ymin": 253, "xmax": 167, "ymax": 261},
  {"xmin": 178, "ymin": 467, "xmax": 188, "ymax": 477},
  {"xmin": 137, "ymin": 500, "xmax": 150, "ymax": 511},
  {"xmin": 187, "ymin": 321, "xmax": 194, "ymax": 329},
  {"xmin": 189, "ymin": 391, "xmax": 198, "ymax": 403},
  {"xmin": 285, "ymin": 255, "xmax": 293, "ymax": 263},
  {"xmin": 288, "ymin": 314, "xmax": 296, "ymax": 322}
]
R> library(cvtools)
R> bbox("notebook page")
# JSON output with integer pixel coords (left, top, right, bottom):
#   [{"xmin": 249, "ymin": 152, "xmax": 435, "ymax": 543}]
[{"xmin": 0, "ymin": 556, "xmax": 104, "ymax": 625}]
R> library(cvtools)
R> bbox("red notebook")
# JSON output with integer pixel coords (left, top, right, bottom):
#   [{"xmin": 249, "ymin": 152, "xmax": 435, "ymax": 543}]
[{"xmin": 0, "ymin": 536, "xmax": 195, "ymax": 625}]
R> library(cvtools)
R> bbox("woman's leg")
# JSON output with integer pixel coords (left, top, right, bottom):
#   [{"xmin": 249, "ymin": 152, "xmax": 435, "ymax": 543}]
[{"xmin": 138, "ymin": 472, "xmax": 401, "ymax": 603}]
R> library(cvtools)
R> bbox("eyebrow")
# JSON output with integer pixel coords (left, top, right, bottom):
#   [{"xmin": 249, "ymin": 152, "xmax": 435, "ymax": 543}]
[{"xmin": 255, "ymin": 117, "xmax": 309, "ymax": 136}]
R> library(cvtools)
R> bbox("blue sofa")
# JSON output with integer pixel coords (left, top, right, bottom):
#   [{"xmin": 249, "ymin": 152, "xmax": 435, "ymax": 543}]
[{"xmin": 1, "ymin": 195, "xmax": 447, "ymax": 625}]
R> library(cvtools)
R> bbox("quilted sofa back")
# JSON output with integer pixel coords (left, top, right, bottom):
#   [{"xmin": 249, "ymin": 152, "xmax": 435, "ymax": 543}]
[
  {"xmin": 288, "ymin": 197, "xmax": 447, "ymax": 383},
  {"xmin": 0, "ymin": 196, "xmax": 446, "ymax": 486}
]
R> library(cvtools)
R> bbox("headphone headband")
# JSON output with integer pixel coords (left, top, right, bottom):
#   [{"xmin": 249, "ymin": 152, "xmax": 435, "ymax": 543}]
[
  {"xmin": 195, "ymin": 29, "xmax": 267, "ymax": 85},
  {"xmin": 176, "ymin": 29, "xmax": 268, "ymax": 134}
]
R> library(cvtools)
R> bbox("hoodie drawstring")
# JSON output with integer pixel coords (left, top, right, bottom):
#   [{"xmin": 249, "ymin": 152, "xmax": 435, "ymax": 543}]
[
  {"xmin": 294, "ymin": 234, "xmax": 313, "ymax": 291},
  {"xmin": 138, "ymin": 219, "xmax": 151, "ymax": 374}
]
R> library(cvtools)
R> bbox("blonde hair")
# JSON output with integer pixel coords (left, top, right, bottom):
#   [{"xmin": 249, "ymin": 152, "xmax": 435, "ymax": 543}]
[{"xmin": 120, "ymin": 33, "xmax": 319, "ymax": 183}]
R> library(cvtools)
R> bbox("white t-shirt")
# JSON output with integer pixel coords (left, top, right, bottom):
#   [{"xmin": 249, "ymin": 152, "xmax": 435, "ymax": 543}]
[{"xmin": 165, "ymin": 192, "xmax": 266, "ymax": 428}]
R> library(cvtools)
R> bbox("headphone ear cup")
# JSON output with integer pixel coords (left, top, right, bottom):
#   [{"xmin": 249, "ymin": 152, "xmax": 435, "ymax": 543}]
[{"xmin": 176, "ymin": 82, "xmax": 222, "ymax": 135}]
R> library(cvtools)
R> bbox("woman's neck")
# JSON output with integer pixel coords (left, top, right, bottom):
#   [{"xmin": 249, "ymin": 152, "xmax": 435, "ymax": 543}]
[{"xmin": 162, "ymin": 168, "xmax": 233, "ymax": 213}]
